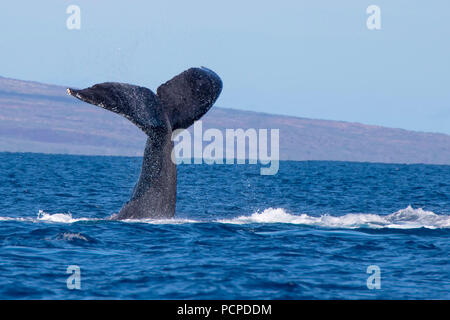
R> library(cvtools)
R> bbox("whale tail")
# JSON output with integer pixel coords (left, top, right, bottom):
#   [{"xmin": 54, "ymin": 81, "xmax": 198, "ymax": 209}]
[
  {"xmin": 67, "ymin": 67, "xmax": 222, "ymax": 219},
  {"xmin": 156, "ymin": 67, "xmax": 222, "ymax": 130},
  {"xmin": 67, "ymin": 83, "xmax": 167, "ymax": 136},
  {"xmin": 67, "ymin": 67, "xmax": 222, "ymax": 134}
]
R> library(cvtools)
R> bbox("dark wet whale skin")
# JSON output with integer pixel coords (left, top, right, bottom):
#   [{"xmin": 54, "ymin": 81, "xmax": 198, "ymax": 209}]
[{"xmin": 67, "ymin": 67, "xmax": 222, "ymax": 219}]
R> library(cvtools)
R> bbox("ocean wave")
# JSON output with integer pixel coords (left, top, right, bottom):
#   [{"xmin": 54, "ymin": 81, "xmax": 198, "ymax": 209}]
[
  {"xmin": 0, "ymin": 210, "xmax": 98, "ymax": 223},
  {"xmin": 218, "ymin": 206, "xmax": 450, "ymax": 229},
  {"xmin": 0, "ymin": 206, "xmax": 448, "ymax": 229},
  {"xmin": 37, "ymin": 210, "xmax": 96, "ymax": 223}
]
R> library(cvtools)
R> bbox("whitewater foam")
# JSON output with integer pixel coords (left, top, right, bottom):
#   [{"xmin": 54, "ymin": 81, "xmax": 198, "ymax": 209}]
[
  {"xmin": 120, "ymin": 218, "xmax": 199, "ymax": 224},
  {"xmin": 37, "ymin": 210, "xmax": 95, "ymax": 223},
  {"xmin": 0, "ymin": 206, "xmax": 448, "ymax": 229},
  {"xmin": 55, "ymin": 232, "xmax": 89, "ymax": 242},
  {"xmin": 219, "ymin": 206, "xmax": 450, "ymax": 229}
]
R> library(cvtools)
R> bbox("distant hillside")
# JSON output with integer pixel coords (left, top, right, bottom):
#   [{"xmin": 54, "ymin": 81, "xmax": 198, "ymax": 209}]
[{"xmin": 0, "ymin": 76, "xmax": 449, "ymax": 164}]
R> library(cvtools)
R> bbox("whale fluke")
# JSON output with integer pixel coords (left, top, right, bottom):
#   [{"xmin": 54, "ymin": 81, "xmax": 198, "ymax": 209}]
[
  {"xmin": 67, "ymin": 67, "xmax": 222, "ymax": 219},
  {"xmin": 157, "ymin": 67, "xmax": 223, "ymax": 130},
  {"xmin": 67, "ymin": 84, "xmax": 167, "ymax": 135}
]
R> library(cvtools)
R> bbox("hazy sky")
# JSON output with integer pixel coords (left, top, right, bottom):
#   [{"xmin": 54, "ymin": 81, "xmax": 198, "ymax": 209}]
[{"xmin": 1, "ymin": 1, "xmax": 449, "ymax": 134}]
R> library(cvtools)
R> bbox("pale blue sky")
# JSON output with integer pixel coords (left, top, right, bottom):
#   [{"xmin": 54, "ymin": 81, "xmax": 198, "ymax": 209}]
[{"xmin": 0, "ymin": 1, "xmax": 449, "ymax": 134}]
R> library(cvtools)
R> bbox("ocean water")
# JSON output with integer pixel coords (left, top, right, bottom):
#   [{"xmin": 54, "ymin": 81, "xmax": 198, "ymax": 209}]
[{"xmin": 0, "ymin": 152, "xmax": 449, "ymax": 299}]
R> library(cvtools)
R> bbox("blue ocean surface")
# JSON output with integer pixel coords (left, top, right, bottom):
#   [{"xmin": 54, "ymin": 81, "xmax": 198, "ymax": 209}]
[{"xmin": 0, "ymin": 152, "xmax": 449, "ymax": 299}]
